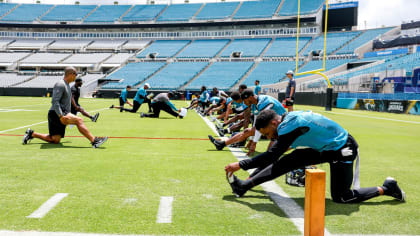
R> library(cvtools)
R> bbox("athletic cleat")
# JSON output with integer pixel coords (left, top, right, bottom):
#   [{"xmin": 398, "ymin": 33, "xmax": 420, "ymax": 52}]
[
  {"xmin": 22, "ymin": 128, "xmax": 34, "ymax": 145},
  {"xmin": 226, "ymin": 173, "xmax": 247, "ymax": 197},
  {"xmin": 109, "ymin": 105, "xmax": 114, "ymax": 109},
  {"xmin": 92, "ymin": 136, "xmax": 108, "ymax": 148},
  {"xmin": 91, "ymin": 113, "xmax": 100, "ymax": 122},
  {"xmin": 179, "ymin": 115, "xmax": 184, "ymax": 119},
  {"xmin": 217, "ymin": 127, "xmax": 225, "ymax": 137},
  {"xmin": 208, "ymin": 135, "xmax": 225, "ymax": 150},
  {"xmin": 228, "ymin": 141, "xmax": 246, "ymax": 148},
  {"xmin": 382, "ymin": 177, "xmax": 406, "ymax": 201},
  {"xmin": 140, "ymin": 112, "xmax": 145, "ymax": 118}
]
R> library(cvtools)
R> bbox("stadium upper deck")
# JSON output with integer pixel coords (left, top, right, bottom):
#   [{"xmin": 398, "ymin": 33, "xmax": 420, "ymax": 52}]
[{"xmin": 0, "ymin": 0, "xmax": 323, "ymax": 24}]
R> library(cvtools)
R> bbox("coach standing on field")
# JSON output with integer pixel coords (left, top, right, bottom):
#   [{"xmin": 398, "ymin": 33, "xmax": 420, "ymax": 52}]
[
  {"xmin": 22, "ymin": 67, "xmax": 107, "ymax": 148},
  {"xmin": 285, "ymin": 70, "xmax": 296, "ymax": 112}
]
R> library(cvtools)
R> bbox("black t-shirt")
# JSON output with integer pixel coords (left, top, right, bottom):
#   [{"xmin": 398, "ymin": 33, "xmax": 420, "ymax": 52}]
[
  {"xmin": 285, "ymin": 79, "xmax": 296, "ymax": 99},
  {"xmin": 71, "ymin": 85, "xmax": 80, "ymax": 105}
]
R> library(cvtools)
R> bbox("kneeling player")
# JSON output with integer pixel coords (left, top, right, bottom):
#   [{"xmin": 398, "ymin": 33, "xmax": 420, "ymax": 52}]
[
  {"xmin": 140, "ymin": 92, "xmax": 183, "ymax": 119},
  {"xmin": 224, "ymin": 110, "xmax": 405, "ymax": 203}
]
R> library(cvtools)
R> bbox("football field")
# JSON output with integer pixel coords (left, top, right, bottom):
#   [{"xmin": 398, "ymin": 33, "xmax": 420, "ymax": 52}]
[{"xmin": 0, "ymin": 96, "xmax": 419, "ymax": 236}]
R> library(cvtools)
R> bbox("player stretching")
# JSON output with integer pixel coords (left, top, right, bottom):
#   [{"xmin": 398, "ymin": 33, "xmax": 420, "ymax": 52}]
[
  {"xmin": 140, "ymin": 92, "xmax": 184, "ymax": 119},
  {"xmin": 71, "ymin": 78, "xmax": 99, "ymax": 122},
  {"xmin": 109, "ymin": 85, "xmax": 132, "ymax": 112},
  {"xmin": 225, "ymin": 110, "xmax": 405, "ymax": 203},
  {"xmin": 121, "ymin": 83, "xmax": 151, "ymax": 113},
  {"xmin": 22, "ymin": 67, "xmax": 107, "ymax": 148}
]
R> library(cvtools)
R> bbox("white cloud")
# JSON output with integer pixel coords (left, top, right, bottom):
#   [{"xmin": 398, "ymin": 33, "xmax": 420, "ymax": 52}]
[{"xmin": 358, "ymin": 0, "xmax": 420, "ymax": 29}]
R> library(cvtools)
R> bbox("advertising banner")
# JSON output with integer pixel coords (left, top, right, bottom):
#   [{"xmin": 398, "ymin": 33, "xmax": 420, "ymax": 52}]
[
  {"xmin": 324, "ymin": 1, "xmax": 358, "ymax": 10},
  {"xmin": 337, "ymin": 98, "xmax": 420, "ymax": 115}
]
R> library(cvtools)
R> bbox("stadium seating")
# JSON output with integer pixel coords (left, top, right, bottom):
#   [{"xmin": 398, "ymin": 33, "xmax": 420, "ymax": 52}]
[
  {"xmin": 7, "ymin": 39, "xmax": 53, "ymax": 50},
  {"xmin": 264, "ymin": 37, "xmax": 312, "ymax": 57},
  {"xmin": 143, "ymin": 62, "xmax": 208, "ymax": 90},
  {"xmin": 14, "ymin": 75, "xmax": 63, "ymax": 88},
  {"xmin": 121, "ymin": 5, "xmax": 167, "ymax": 22},
  {"xmin": 0, "ymin": 3, "xmax": 18, "ymax": 18},
  {"xmin": 330, "ymin": 53, "xmax": 420, "ymax": 85},
  {"xmin": 77, "ymin": 73, "xmax": 104, "ymax": 86},
  {"xmin": 41, "ymin": 5, "xmax": 97, "ymax": 22},
  {"xmin": 137, "ymin": 40, "xmax": 190, "ymax": 58},
  {"xmin": 0, "ymin": 52, "xmax": 31, "ymax": 66},
  {"xmin": 1, "ymin": 4, "xmax": 52, "ymax": 22},
  {"xmin": 297, "ymin": 59, "xmax": 353, "ymax": 79},
  {"xmin": 62, "ymin": 53, "xmax": 112, "ymax": 65},
  {"xmin": 177, "ymin": 39, "xmax": 229, "ymax": 58},
  {"xmin": 0, "ymin": 73, "xmax": 32, "ymax": 87},
  {"xmin": 102, "ymin": 53, "xmax": 134, "ymax": 65},
  {"xmin": 48, "ymin": 39, "xmax": 93, "ymax": 50},
  {"xmin": 0, "ymin": 39, "xmax": 14, "ymax": 50},
  {"xmin": 103, "ymin": 62, "xmax": 166, "ymax": 88},
  {"xmin": 20, "ymin": 53, "xmax": 70, "ymax": 65},
  {"xmin": 302, "ymin": 31, "xmax": 361, "ymax": 55},
  {"xmin": 233, "ymin": 0, "xmax": 282, "ymax": 19},
  {"xmin": 336, "ymin": 28, "xmax": 393, "ymax": 54},
  {"xmin": 84, "ymin": 5, "xmax": 131, "ymax": 23},
  {"xmin": 220, "ymin": 38, "xmax": 271, "ymax": 57},
  {"xmin": 86, "ymin": 40, "xmax": 127, "ymax": 50},
  {"xmin": 186, "ymin": 61, "xmax": 254, "ymax": 90},
  {"xmin": 195, "ymin": 2, "xmax": 239, "ymax": 20},
  {"xmin": 122, "ymin": 40, "xmax": 151, "ymax": 50},
  {"xmin": 157, "ymin": 3, "xmax": 202, "ymax": 22},
  {"xmin": 278, "ymin": 0, "xmax": 324, "ymax": 16},
  {"xmin": 242, "ymin": 61, "xmax": 297, "ymax": 86}
]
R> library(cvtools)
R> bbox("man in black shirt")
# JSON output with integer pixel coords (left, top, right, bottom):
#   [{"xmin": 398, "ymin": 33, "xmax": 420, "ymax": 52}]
[
  {"xmin": 71, "ymin": 78, "xmax": 99, "ymax": 122},
  {"xmin": 285, "ymin": 70, "xmax": 296, "ymax": 112}
]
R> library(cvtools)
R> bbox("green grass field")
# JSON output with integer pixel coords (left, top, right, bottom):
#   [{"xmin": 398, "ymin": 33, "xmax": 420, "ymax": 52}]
[{"xmin": 0, "ymin": 96, "xmax": 420, "ymax": 235}]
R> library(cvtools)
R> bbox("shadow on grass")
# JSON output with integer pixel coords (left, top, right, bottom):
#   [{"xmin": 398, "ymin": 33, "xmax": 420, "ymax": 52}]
[
  {"xmin": 224, "ymin": 189, "xmax": 404, "ymax": 217},
  {"xmin": 222, "ymin": 194, "xmax": 289, "ymax": 218},
  {"xmin": 39, "ymin": 142, "xmax": 97, "ymax": 149}
]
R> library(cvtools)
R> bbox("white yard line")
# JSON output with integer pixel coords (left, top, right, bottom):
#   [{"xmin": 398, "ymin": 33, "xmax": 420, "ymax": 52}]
[
  {"xmin": 156, "ymin": 196, "xmax": 174, "ymax": 223},
  {"xmin": 27, "ymin": 193, "xmax": 68, "ymax": 219},
  {"xmin": 0, "ymin": 108, "xmax": 108, "ymax": 134},
  {"xmin": 322, "ymin": 111, "xmax": 420, "ymax": 125},
  {"xmin": 199, "ymin": 113, "xmax": 331, "ymax": 236},
  {"xmin": 0, "ymin": 121, "xmax": 48, "ymax": 134}
]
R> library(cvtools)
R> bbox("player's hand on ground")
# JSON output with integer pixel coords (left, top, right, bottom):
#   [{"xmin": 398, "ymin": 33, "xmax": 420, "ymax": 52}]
[{"xmin": 225, "ymin": 162, "xmax": 240, "ymax": 176}]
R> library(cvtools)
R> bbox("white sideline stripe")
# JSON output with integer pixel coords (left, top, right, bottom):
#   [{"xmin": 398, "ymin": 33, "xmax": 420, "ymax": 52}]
[
  {"xmin": 198, "ymin": 113, "xmax": 331, "ymax": 236},
  {"xmin": 0, "ymin": 107, "xmax": 108, "ymax": 134},
  {"xmin": 27, "ymin": 193, "xmax": 68, "ymax": 219},
  {"xmin": 156, "ymin": 196, "xmax": 174, "ymax": 223},
  {"xmin": 323, "ymin": 111, "xmax": 420, "ymax": 125}
]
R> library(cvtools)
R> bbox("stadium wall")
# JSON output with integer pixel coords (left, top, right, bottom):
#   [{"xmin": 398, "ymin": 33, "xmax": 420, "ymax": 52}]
[{"xmin": 278, "ymin": 92, "xmax": 339, "ymax": 107}]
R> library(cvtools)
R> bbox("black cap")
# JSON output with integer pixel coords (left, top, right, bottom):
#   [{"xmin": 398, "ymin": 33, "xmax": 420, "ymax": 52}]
[
  {"xmin": 241, "ymin": 89, "xmax": 254, "ymax": 100},
  {"xmin": 75, "ymin": 78, "xmax": 83, "ymax": 83}
]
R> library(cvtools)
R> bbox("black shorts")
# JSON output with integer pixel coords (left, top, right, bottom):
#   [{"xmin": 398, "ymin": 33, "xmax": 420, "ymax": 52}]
[
  {"xmin": 71, "ymin": 104, "xmax": 80, "ymax": 115},
  {"xmin": 285, "ymin": 99, "xmax": 294, "ymax": 106},
  {"xmin": 48, "ymin": 110, "xmax": 66, "ymax": 138},
  {"xmin": 119, "ymin": 97, "xmax": 125, "ymax": 106}
]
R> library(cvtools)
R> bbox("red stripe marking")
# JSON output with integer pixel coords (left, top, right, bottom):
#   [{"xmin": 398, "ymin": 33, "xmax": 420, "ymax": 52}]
[{"xmin": 0, "ymin": 133, "xmax": 208, "ymax": 141}]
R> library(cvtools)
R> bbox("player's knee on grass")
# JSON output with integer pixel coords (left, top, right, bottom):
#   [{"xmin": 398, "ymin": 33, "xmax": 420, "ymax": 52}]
[{"xmin": 50, "ymin": 135, "xmax": 61, "ymax": 144}]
